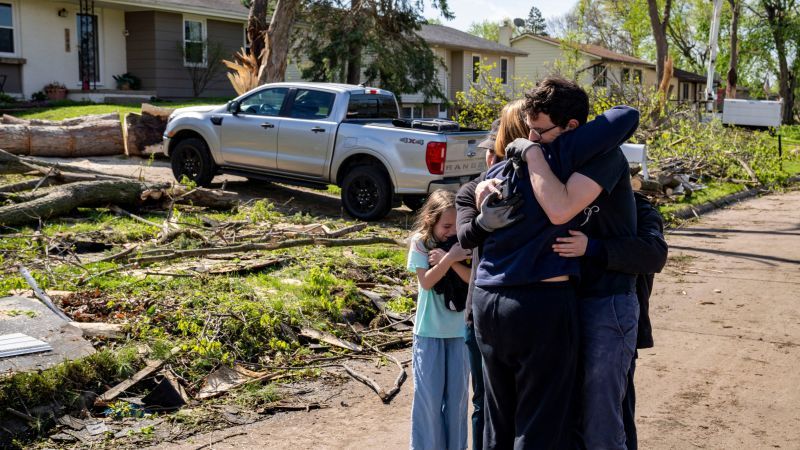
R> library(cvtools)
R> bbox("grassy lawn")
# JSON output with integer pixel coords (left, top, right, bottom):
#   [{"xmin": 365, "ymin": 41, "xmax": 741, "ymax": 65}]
[
  {"xmin": 658, "ymin": 181, "xmax": 747, "ymax": 217},
  {"xmin": 12, "ymin": 98, "xmax": 230, "ymax": 121}
]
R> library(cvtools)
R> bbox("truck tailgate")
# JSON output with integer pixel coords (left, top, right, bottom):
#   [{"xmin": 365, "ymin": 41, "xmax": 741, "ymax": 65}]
[{"xmin": 444, "ymin": 133, "xmax": 488, "ymax": 177}]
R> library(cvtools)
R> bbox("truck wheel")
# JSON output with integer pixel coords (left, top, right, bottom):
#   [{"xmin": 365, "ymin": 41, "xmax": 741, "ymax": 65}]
[
  {"xmin": 170, "ymin": 137, "xmax": 216, "ymax": 187},
  {"xmin": 341, "ymin": 165, "xmax": 392, "ymax": 221},
  {"xmin": 402, "ymin": 195, "xmax": 427, "ymax": 212}
]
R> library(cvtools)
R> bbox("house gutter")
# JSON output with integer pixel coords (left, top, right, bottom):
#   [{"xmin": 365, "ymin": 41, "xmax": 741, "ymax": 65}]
[{"xmin": 100, "ymin": 0, "xmax": 248, "ymax": 21}]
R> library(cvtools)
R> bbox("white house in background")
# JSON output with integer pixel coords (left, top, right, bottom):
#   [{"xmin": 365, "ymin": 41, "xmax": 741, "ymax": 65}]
[
  {"xmin": 0, "ymin": 0, "xmax": 248, "ymax": 100},
  {"xmin": 504, "ymin": 27, "xmax": 709, "ymax": 105}
]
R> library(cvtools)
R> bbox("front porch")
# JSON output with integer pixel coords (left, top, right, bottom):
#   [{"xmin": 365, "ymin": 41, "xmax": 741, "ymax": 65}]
[{"xmin": 67, "ymin": 88, "xmax": 157, "ymax": 104}]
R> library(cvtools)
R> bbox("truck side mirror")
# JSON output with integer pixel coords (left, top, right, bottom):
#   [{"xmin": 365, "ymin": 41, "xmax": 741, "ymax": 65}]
[{"xmin": 227, "ymin": 100, "xmax": 241, "ymax": 115}]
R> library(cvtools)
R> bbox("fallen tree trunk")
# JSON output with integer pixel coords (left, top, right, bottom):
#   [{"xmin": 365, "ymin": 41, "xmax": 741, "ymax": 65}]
[
  {"xmin": 0, "ymin": 115, "xmax": 124, "ymax": 157},
  {"xmin": 0, "ymin": 179, "xmax": 169, "ymax": 226},
  {"xmin": 123, "ymin": 104, "xmax": 174, "ymax": 156},
  {"xmin": 0, "ymin": 148, "xmax": 133, "ymax": 179},
  {"xmin": 1, "ymin": 113, "xmax": 119, "ymax": 126}
]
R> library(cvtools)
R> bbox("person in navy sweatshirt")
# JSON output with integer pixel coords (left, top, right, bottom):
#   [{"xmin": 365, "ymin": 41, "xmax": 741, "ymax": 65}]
[
  {"xmin": 467, "ymin": 76, "xmax": 640, "ymax": 449},
  {"xmin": 501, "ymin": 76, "xmax": 641, "ymax": 449}
]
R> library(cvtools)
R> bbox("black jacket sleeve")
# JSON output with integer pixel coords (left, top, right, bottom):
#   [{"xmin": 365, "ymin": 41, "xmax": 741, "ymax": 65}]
[
  {"xmin": 599, "ymin": 192, "xmax": 668, "ymax": 275},
  {"xmin": 456, "ymin": 175, "xmax": 489, "ymax": 250}
]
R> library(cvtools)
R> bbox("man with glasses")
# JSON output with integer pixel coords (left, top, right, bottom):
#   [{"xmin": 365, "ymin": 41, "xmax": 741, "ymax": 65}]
[
  {"xmin": 499, "ymin": 76, "xmax": 642, "ymax": 450},
  {"xmin": 466, "ymin": 77, "xmax": 640, "ymax": 448}
]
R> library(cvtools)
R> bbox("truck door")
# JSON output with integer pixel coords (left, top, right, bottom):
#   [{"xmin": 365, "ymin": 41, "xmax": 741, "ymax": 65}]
[
  {"xmin": 219, "ymin": 87, "xmax": 289, "ymax": 170},
  {"xmin": 276, "ymin": 89, "xmax": 337, "ymax": 178}
]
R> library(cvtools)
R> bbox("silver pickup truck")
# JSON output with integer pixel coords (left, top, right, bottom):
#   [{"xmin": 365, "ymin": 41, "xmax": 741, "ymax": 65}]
[{"xmin": 163, "ymin": 82, "xmax": 488, "ymax": 220}]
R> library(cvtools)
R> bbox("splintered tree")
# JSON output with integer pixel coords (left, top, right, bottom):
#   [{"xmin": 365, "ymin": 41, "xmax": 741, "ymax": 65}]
[
  {"xmin": 295, "ymin": 0, "xmax": 453, "ymax": 102},
  {"xmin": 647, "ymin": 0, "xmax": 674, "ymax": 86}
]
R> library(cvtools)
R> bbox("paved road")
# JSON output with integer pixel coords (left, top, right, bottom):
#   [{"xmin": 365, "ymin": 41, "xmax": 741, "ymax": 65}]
[{"xmin": 154, "ymin": 189, "xmax": 800, "ymax": 450}]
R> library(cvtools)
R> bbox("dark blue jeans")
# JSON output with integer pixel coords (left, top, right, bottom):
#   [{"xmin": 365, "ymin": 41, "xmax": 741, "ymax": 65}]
[
  {"xmin": 465, "ymin": 323, "xmax": 484, "ymax": 450},
  {"xmin": 622, "ymin": 354, "xmax": 637, "ymax": 450},
  {"xmin": 579, "ymin": 292, "xmax": 639, "ymax": 450}
]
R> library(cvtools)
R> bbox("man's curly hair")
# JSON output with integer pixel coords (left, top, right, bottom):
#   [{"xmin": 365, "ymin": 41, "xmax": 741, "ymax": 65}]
[{"xmin": 523, "ymin": 76, "xmax": 589, "ymax": 128}]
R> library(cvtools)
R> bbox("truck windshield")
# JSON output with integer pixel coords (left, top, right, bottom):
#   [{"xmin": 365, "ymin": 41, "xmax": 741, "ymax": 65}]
[{"xmin": 346, "ymin": 94, "xmax": 398, "ymax": 119}]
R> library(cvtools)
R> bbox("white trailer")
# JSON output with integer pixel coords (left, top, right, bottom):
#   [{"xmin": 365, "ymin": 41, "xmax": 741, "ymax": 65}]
[{"xmin": 722, "ymin": 99, "xmax": 783, "ymax": 128}]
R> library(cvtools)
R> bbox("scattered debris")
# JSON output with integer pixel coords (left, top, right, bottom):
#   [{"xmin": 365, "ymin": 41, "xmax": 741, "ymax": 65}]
[
  {"xmin": 0, "ymin": 333, "xmax": 52, "ymax": 358},
  {"xmin": 0, "ymin": 296, "xmax": 94, "ymax": 373},
  {"xmin": 18, "ymin": 265, "xmax": 71, "ymax": 322},
  {"xmin": 197, "ymin": 365, "xmax": 270, "ymax": 400},
  {"xmin": 96, "ymin": 359, "xmax": 167, "ymax": 406},
  {"xmin": 300, "ymin": 327, "xmax": 363, "ymax": 353},
  {"xmin": 142, "ymin": 371, "xmax": 190, "ymax": 412}
]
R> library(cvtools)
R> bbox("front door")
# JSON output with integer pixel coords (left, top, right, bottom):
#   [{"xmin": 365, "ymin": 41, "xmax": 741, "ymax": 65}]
[
  {"xmin": 219, "ymin": 87, "xmax": 289, "ymax": 170},
  {"xmin": 77, "ymin": 13, "xmax": 100, "ymax": 87},
  {"xmin": 276, "ymin": 89, "xmax": 337, "ymax": 178}
]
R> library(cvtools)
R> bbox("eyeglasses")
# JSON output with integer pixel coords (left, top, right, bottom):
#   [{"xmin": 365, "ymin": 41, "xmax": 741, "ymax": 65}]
[{"xmin": 529, "ymin": 124, "xmax": 559, "ymax": 141}]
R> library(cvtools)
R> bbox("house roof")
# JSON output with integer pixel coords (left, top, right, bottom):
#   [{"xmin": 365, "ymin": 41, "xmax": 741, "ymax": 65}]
[
  {"xmin": 673, "ymin": 68, "xmax": 707, "ymax": 83},
  {"xmin": 512, "ymin": 33, "xmax": 654, "ymax": 68},
  {"xmin": 106, "ymin": 0, "xmax": 249, "ymax": 20},
  {"xmin": 418, "ymin": 25, "xmax": 528, "ymax": 56}
]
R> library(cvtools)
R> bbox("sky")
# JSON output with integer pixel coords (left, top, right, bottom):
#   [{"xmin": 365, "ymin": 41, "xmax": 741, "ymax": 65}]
[{"xmin": 423, "ymin": 0, "xmax": 579, "ymax": 33}]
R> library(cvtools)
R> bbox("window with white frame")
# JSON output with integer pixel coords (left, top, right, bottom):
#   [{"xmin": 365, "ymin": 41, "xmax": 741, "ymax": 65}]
[
  {"xmin": 472, "ymin": 55, "xmax": 481, "ymax": 83},
  {"xmin": 183, "ymin": 17, "xmax": 206, "ymax": 66},
  {"xmin": 0, "ymin": 3, "xmax": 14, "ymax": 54},
  {"xmin": 500, "ymin": 58, "xmax": 508, "ymax": 84}
]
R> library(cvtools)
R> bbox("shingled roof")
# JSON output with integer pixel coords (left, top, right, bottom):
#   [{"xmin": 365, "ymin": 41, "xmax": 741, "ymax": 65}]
[
  {"xmin": 512, "ymin": 33, "xmax": 654, "ymax": 67},
  {"xmin": 418, "ymin": 25, "xmax": 528, "ymax": 56}
]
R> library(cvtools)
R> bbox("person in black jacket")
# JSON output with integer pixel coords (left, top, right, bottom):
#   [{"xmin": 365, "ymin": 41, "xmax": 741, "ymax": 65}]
[{"xmin": 552, "ymin": 191, "xmax": 668, "ymax": 450}]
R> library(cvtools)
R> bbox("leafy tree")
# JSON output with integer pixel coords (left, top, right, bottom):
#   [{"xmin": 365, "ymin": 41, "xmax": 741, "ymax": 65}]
[
  {"xmin": 526, "ymin": 6, "xmax": 549, "ymax": 35},
  {"xmin": 467, "ymin": 20, "xmax": 501, "ymax": 41},
  {"xmin": 295, "ymin": 0, "xmax": 453, "ymax": 102}
]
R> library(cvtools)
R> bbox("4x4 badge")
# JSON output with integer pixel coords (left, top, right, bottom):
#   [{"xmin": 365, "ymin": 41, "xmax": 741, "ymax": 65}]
[{"xmin": 400, "ymin": 137, "xmax": 424, "ymax": 145}]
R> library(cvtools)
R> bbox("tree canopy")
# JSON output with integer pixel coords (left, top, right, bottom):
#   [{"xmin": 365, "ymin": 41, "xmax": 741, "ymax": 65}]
[{"xmin": 293, "ymin": 0, "xmax": 453, "ymax": 102}]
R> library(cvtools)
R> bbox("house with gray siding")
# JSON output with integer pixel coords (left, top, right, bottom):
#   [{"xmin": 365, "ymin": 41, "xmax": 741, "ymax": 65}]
[{"xmin": 0, "ymin": 0, "xmax": 248, "ymax": 100}]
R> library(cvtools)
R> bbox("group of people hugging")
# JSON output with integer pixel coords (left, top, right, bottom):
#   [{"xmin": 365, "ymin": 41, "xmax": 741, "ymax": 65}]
[{"xmin": 406, "ymin": 76, "xmax": 669, "ymax": 450}]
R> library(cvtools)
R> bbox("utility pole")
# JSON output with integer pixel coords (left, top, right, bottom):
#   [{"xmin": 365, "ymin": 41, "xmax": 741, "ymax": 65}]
[{"xmin": 705, "ymin": 0, "xmax": 724, "ymax": 113}]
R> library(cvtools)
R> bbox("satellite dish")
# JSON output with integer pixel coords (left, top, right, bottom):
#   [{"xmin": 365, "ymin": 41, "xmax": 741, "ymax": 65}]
[{"xmin": 513, "ymin": 18, "xmax": 525, "ymax": 27}]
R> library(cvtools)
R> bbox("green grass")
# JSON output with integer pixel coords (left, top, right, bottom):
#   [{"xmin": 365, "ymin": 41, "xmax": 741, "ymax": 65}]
[
  {"xmin": 14, "ymin": 98, "xmax": 230, "ymax": 121},
  {"xmin": 783, "ymin": 159, "xmax": 800, "ymax": 175},
  {"xmin": 658, "ymin": 181, "xmax": 746, "ymax": 216}
]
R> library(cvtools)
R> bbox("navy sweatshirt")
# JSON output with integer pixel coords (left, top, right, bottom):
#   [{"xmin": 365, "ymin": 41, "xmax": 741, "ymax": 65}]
[{"xmin": 475, "ymin": 106, "xmax": 640, "ymax": 287}]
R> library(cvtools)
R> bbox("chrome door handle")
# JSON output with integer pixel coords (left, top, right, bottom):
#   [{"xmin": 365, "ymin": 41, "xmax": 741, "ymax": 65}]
[
  {"xmin": 260, "ymin": 122, "xmax": 275, "ymax": 129},
  {"xmin": 311, "ymin": 127, "xmax": 325, "ymax": 133}
]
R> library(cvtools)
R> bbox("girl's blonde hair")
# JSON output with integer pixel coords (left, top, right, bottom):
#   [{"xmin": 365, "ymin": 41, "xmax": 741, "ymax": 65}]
[
  {"xmin": 495, "ymin": 99, "xmax": 528, "ymax": 158},
  {"xmin": 411, "ymin": 190, "xmax": 456, "ymax": 250}
]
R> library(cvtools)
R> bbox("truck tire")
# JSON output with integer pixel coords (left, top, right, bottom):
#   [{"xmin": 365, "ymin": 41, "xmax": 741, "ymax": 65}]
[
  {"xmin": 170, "ymin": 137, "xmax": 216, "ymax": 187},
  {"xmin": 341, "ymin": 165, "xmax": 393, "ymax": 221},
  {"xmin": 402, "ymin": 194, "xmax": 427, "ymax": 212}
]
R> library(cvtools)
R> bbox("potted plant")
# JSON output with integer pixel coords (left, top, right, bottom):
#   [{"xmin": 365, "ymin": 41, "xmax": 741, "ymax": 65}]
[
  {"xmin": 113, "ymin": 73, "xmax": 141, "ymax": 90},
  {"xmin": 43, "ymin": 82, "xmax": 68, "ymax": 101}
]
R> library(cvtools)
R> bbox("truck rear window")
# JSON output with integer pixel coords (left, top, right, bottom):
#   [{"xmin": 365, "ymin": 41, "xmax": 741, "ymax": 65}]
[{"xmin": 347, "ymin": 94, "xmax": 398, "ymax": 119}]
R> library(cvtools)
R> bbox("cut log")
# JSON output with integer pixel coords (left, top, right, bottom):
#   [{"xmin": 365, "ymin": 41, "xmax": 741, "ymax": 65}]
[
  {"xmin": 631, "ymin": 175, "xmax": 663, "ymax": 193},
  {"xmin": 124, "ymin": 113, "xmax": 166, "ymax": 157},
  {"xmin": 0, "ymin": 114, "xmax": 124, "ymax": 157},
  {"xmin": 0, "ymin": 179, "xmax": 169, "ymax": 226},
  {"xmin": 123, "ymin": 104, "xmax": 175, "ymax": 156},
  {"xmin": 1, "ymin": 113, "xmax": 119, "ymax": 126},
  {"xmin": 141, "ymin": 103, "xmax": 175, "ymax": 119}
]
